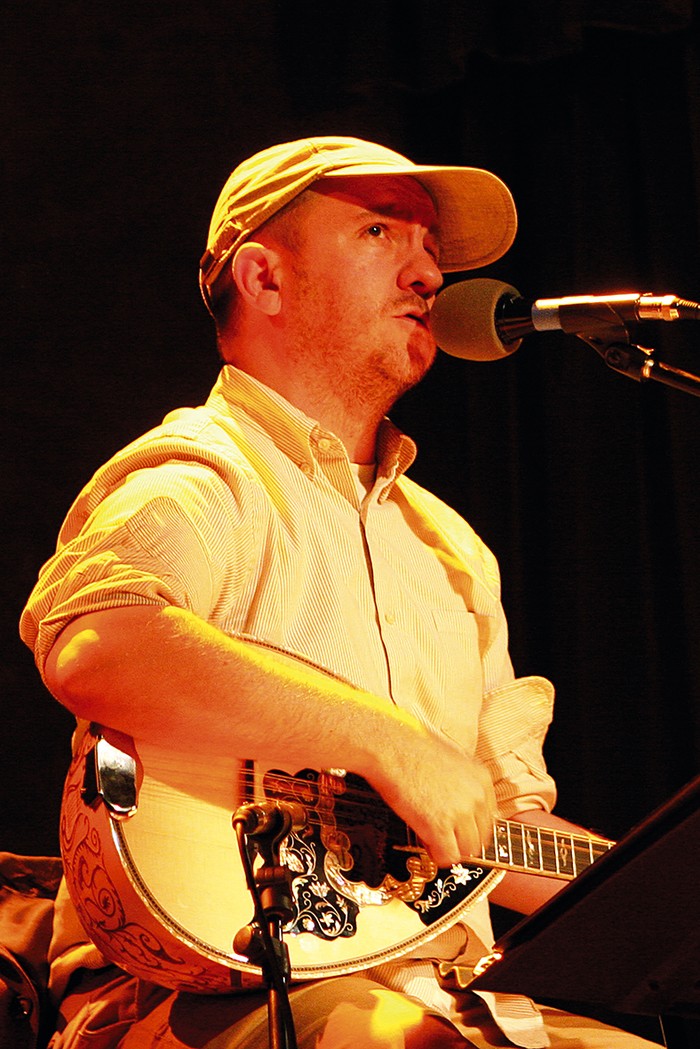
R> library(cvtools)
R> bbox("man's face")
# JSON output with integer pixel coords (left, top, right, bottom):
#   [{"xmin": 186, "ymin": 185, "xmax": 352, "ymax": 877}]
[{"xmin": 271, "ymin": 174, "xmax": 444, "ymax": 414}]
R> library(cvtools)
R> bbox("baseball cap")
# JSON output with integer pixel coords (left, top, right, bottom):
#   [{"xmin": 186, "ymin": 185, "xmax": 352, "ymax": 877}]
[{"xmin": 199, "ymin": 136, "xmax": 517, "ymax": 300}]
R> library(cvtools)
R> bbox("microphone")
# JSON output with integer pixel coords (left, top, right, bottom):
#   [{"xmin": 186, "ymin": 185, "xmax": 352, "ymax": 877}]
[
  {"xmin": 431, "ymin": 278, "xmax": 700, "ymax": 362},
  {"xmin": 233, "ymin": 800, "xmax": 307, "ymax": 837}
]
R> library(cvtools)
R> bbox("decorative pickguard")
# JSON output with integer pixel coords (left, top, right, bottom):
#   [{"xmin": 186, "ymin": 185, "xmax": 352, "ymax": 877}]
[{"xmin": 263, "ymin": 767, "xmax": 492, "ymax": 942}]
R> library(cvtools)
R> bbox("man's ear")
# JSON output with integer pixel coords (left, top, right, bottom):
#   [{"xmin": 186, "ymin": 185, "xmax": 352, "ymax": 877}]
[{"xmin": 231, "ymin": 242, "xmax": 283, "ymax": 316}]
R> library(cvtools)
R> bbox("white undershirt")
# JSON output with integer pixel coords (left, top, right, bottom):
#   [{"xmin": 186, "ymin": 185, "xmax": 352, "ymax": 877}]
[{"xmin": 349, "ymin": 462, "xmax": 377, "ymax": 502}]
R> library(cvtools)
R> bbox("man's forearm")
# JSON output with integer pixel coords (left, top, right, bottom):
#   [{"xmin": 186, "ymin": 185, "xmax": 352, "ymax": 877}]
[
  {"xmin": 43, "ymin": 603, "xmax": 498, "ymax": 867},
  {"xmin": 45, "ymin": 604, "xmax": 414, "ymax": 770}
]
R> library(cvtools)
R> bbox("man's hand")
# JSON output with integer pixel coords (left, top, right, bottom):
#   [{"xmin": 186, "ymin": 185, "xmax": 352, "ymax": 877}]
[{"xmin": 366, "ymin": 731, "xmax": 498, "ymax": 868}]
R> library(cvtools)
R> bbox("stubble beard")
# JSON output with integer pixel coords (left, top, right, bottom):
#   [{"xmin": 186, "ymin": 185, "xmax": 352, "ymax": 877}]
[{"xmin": 286, "ymin": 268, "xmax": 436, "ymax": 422}]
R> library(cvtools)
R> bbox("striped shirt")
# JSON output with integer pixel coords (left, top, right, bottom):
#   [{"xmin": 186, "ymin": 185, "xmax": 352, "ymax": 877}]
[{"xmin": 21, "ymin": 365, "xmax": 556, "ymax": 1044}]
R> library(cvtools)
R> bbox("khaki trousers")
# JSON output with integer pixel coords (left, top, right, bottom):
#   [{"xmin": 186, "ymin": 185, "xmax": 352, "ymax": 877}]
[{"xmin": 49, "ymin": 967, "xmax": 663, "ymax": 1049}]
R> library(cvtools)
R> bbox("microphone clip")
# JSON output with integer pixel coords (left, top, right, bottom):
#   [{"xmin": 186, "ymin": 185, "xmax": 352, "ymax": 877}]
[
  {"xmin": 577, "ymin": 328, "xmax": 655, "ymax": 384},
  {"xmin": 576, "ymin": 328, "xmax": 700, "ymax": 397}
]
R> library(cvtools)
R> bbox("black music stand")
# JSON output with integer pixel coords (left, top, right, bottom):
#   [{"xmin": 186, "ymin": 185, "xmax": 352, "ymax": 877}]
[{"xmin": 470, "ymin": 776, "xmax": 700, "ymax": 1043}]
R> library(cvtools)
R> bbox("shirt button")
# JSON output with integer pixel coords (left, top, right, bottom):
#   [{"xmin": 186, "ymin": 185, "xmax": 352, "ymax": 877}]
[
  {"xmin": 317, "ymin": 437, "xmax": 332, "ymax": 452},
  {"xmin": 385, "ymin": 611, "xmax": 396, "ymax": 625},
  {"xmin": 299, "ymin": 461, "xmax": 313, "ymax": 475}
]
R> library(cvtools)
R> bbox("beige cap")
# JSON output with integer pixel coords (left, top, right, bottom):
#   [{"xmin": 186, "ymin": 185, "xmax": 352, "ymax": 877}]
[{"xmin": 199, "ymin": 136, "xmax": 517, "ymax": 298}]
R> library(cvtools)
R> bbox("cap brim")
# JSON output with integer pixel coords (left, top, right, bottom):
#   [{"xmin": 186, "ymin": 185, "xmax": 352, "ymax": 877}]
[{"xmin": 320, "ymin": 162, "xmax": 517, "ymax": 271}]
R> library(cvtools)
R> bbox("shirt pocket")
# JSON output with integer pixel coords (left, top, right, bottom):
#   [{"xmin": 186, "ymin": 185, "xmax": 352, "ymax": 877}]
[{"xmin": 428, "ymin": 604, "xmax": 488, "ymax": 752}]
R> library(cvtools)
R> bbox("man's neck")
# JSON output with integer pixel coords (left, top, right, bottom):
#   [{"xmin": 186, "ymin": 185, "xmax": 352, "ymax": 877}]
[
  {"xmin": 280, "ymin": 380, "xmax": 382, "ymax": 464},
  {"xmin": 223, "ymin": 344, "xmax": 385, "ymax": 464}
]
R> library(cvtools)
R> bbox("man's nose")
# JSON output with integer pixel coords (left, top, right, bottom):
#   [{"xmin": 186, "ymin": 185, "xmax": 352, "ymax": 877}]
[{"xmin": 398, "ymin": 243, "xmax": 443, "ymax": 299}]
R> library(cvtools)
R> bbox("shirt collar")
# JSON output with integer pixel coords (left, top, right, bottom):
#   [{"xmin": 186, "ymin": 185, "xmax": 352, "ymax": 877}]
[{"xmin": 209, "ymin": 365, "xmax": 417, "ymax": 497}]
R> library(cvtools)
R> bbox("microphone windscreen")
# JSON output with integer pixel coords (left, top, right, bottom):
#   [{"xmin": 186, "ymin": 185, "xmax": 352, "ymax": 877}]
[{"xmin": 431, "ymin": 278, "xmax": 523, "ymax": 361}]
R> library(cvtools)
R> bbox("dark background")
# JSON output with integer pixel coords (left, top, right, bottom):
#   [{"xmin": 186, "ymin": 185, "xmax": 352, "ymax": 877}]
[{"xmin": 4, "ymin": 0, "xmax": 700, "ymax": 1034}]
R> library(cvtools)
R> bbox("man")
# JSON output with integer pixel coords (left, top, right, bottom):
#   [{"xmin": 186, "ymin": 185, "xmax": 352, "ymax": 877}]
[{"xmin": 20, "ymin": 137, "xmax": 660, "ymax": 1047}]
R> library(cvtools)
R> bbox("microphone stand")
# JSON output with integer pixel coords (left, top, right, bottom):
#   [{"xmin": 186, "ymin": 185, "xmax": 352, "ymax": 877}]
[
  {"xmin": 577, "ymin": 327, "xmax": 700, "ymax": 397},
  {"xmin": 233, "ymin": 808, "xmax": 299, "ymax": 1049}
]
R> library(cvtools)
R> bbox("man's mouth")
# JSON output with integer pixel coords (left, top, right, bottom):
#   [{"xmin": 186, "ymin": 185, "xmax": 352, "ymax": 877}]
[{"xmin": 400, "ymin": 310, "xmax": 430, "ymax": 330}]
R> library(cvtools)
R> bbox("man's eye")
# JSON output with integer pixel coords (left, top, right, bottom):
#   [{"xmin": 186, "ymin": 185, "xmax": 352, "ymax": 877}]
[{"xmin": 366, "ymin": 224, "xmax": 386, "ymax": 237}]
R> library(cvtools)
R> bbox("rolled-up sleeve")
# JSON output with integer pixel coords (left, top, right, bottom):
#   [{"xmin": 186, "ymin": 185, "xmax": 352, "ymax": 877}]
[
  {"xmin": 20, "ymin": 460, "xmax": 253, "ymax": 677},
  {"xmin": 475, "ymin": 675, "xmax": 557, "ymax": 817}
]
